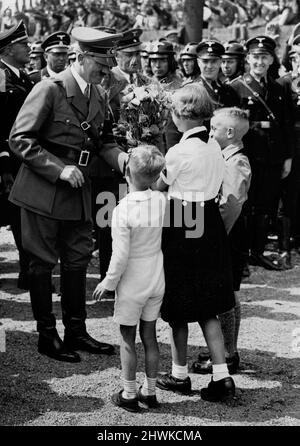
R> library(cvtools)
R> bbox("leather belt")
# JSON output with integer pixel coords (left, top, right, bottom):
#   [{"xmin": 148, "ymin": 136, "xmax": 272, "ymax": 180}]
[{"xmin": 49, "ymin": 146, "xmax": 93, "ymax": 167}]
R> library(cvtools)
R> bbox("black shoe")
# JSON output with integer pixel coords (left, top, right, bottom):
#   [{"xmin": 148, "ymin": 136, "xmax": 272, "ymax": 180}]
[
  {"xmin": 250, "ymin": 253, "xmax": 284, "ymax": 271},
  {"xmin": 201, "ymin": 377, "xmax": 235, "ymax": 402},
  {"xmin": 111, "ymin": 390, "xmax": 140, "ymax": 413},
  {"xmin": 64, "ymin": 332, "xmax": 115, "ymax": 355},
  {"xmin": 137, "ymin": 386, "xmax": 160, "ymax": 409},
  {"xmin": 278, "ymin": 251, "xmax": 293, "ymax": 270},
  {"xmin": 191, "ymin": 353, "xmax": 240, "ymax": 375},
  {"xmin": 38, "ymin": 332, "xmax": 81, "ymax": 363},
  {"xmin": 156, "ymin": 373, "xmax": 191, "ymax": 395},
  {"xmin": 17, "ymin": 271, "xmax": 29, "ymax": 290}
]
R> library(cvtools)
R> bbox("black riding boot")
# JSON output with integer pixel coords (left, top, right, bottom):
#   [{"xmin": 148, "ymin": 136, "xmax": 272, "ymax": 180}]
[
  {"xmin": 62, "ymin": 268, "xmax": 115, "ymax": 355},
  {"xmin": 29, "ymin": 270, "xmax": 80, "ymax": 363},
  {"xmin": 277, "ymin": 216, "xmax": 293, "ymax": 269}
]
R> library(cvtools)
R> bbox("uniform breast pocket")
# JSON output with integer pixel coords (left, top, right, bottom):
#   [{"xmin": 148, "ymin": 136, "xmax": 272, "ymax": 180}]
[{"xmin": 52, "ymin": 112, "xmax": 81, "ymax": 145}]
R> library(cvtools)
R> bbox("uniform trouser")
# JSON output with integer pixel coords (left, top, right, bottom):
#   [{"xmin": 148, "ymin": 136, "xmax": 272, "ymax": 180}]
[
  {"xmin": 8, "ymin": 201, "xmax": 30, "ymax": 275},
  {"xmin": 21, "ymin": 208, "xmax": 93, "ymax": 334},
  {"xmin": 245, "ymin": 162, "xmax": 282, "ymax": 255}
]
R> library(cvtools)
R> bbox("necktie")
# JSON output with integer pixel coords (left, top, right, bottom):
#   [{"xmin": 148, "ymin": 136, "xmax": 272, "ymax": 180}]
[{"xmin": 84, "ymin": 84, "xmax": 90, "ymax": 102}]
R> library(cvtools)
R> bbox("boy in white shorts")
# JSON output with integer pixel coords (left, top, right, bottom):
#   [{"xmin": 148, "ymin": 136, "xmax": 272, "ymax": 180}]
[{"xmin": 93, "ymin": 145, "xmax": 166, "ymax": 412}]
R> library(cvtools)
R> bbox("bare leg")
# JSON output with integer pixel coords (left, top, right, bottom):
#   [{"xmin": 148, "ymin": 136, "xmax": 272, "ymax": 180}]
[
  {"xmin": 139, "ymin": 320, "xmax": 159, "ymax": 378},
  {"xmin": 120, "ymin": 325, "xmax": 137, "ymax": 381},
  {"xmin": 170, "ymin": 322, "xmax": 188, "ymax": 366},
  {"xmin": 199, "ymin": 317, "xmax": 226, "ymax": 365}
]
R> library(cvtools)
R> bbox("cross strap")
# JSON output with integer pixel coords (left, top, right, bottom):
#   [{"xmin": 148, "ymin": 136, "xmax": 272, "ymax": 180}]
[{"xmin": 237, "ymin": 77, "xmax": 276, "ymax": 122}]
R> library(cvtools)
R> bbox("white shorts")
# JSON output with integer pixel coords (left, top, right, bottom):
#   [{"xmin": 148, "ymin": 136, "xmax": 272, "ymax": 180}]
[{"xmin": 113, "ymin": 252, "xmax": 165, "ymax": 326}]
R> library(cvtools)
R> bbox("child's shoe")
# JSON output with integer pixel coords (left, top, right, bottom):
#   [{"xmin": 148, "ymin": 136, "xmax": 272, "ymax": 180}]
[
  {"xmin": 200, "ymin": 377, "xmax": 235, "ymax": 402},
  {"xmin": 137, "ymin": 386, "xmax": 160, "ymax": 409},
  {"xmin": 111, "ymin": 390, "xmax": 140, "ymax": 413},
  {"xmin": 156, "ymin": 373, "xmax": 191, "ymax": 394}
]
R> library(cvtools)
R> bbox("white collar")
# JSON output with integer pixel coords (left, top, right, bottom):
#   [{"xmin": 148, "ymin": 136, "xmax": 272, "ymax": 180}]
[
  {"xmin": 70, "ymin": 64, "xmax": 88, "ymax": 95},
  {"xmin": 1, "ymin": 59, "xmax": 20, "ymax": 77},
  {"xmin": 126, "ymin": 189, "xmax": 153, "ymax": 201},
  {"xmin": 222, "ymin": 142, "xmax": 244, "ymax": 161},
  {"xmin": 180, "ymin": 126, "xmax": 207, "ymax": 142}
]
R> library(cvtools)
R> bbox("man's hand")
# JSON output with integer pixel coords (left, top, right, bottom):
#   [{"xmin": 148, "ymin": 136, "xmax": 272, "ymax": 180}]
[
  {"xmin": 281, "ymin": 158, "xmax": 292, "ymax": 179},
  {"xmin": 93, "ymin": 282, "xmax": 114, "ymax": 301},
  {"xmin": 59, "ymin": 165, "xmax": 85, "ymax": 188},
  {"xmin": 2, "ymin": 173, "xmax": 14, "ymax": 193}
]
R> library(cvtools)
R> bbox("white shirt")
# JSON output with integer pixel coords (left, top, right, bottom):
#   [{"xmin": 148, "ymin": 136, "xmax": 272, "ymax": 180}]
[
  {"xmin": 102, "ymin": 189, "xmax": 166, "ymax": 291},
  {"xmin": 219, "ymin": 142, "xmax": 252, "ymax": 233},
  {"xmin": 1, "ymin": 59, "xmax": 20, "ymax": 77},
  {"xmin": 70, "ymin": 64, "xmax": 88, "ymax": 95},
  {"xmin": 161, "ymin": 126, "xmax": 225, "ymax": 202}
]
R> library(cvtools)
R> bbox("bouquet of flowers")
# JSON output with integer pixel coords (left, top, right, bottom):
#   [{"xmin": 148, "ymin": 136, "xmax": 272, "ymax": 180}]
[{"xmin": 116, "ymin": 81, "xmax": 172, "ymax": 147}]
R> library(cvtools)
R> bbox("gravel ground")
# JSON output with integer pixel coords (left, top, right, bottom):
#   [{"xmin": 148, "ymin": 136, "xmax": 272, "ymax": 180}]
[{"xmin": 0, "ymin": 226, "xmax": 299, "ymax": 427}]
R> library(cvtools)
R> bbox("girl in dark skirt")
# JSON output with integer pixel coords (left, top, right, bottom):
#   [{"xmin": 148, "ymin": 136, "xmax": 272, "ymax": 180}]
[{"xmin": 155, "ymin": 84, "xmax": 236, "ymax": 402}]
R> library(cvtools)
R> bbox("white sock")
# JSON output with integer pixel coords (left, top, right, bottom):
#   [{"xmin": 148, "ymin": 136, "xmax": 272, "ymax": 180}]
[
  {"xmin": 141, "ymin": 376, "xmax": 157, "ymax": 396},
  {"xmin": 172, "ymin": 362, "xmax": 188, "ymax": 380},
  {"xmin": 122, "ymin": 378, "xmax": 137, "ymax": 399},
  {"xmin": 212, "ymin": 363, "xmax": 230, "ymax": 381}
]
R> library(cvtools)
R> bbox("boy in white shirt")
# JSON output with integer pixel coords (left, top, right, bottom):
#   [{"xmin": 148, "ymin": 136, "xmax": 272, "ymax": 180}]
[{"xmin": 93, "ymin": 145, "xmax": 166, "ymax": 412}]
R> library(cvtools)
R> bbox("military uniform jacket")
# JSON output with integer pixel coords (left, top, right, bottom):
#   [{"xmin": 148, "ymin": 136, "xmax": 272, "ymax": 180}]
[
  {"xmin": 0, "ymin": 61, "xmax": 35, "ymax": 175},
  {"xmin": 28, "ymin": 66, "xmax": 50, "ymax": 85},
  {"xmin": 230, "ymin": 73, "xmax": 294, "ymax": 165},
  {"xmin": 9, "ymin": 67, "xmax": 122, "ymax": 221}
]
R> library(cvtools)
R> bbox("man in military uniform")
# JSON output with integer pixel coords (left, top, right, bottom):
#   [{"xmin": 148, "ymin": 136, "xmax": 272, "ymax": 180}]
[
  {"xmin": 148, "ymin": 41, "xmax": 182, "ymax": 92},
  {"xmin": 29, "ymin": 31, "xmax": 70, "ymax": 83},
  {"xmin": 0, "ymin": 21, "xmax": 35, "ymax": 289},
  {"xmin": 230, "ymin": 35, "xmax": 294, "ymax": 270},
  {"xmin": 8, "ymin": 27, "xmax": 127, "ymax": 363},
  {"xmin": 28, "ymin": 41, "xmax": 46, "ymax": 74},
  {"xmin": 221, "ymin": 41, "xmax": 246, "ymax": 83},
  {"xmin": 179, "ymin": 42, "xmax": 200, "ymax": 84}
]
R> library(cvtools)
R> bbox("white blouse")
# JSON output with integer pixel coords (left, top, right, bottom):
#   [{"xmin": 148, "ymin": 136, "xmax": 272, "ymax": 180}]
[{"xmin": 161, "ymin": 126, "xmax": 225, "ymax": 202}]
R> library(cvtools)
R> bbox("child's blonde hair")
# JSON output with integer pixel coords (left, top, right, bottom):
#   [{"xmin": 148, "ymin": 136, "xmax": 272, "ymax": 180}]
[
  {"xmin": 213, "ymin": 107, "xmax": 250, "ymax": 139},
  {"xmin": 171, "ymin": 83, "xmax": 214, "ymax": 121},
  {"xmin": 127, "ymin": 145, "xmax": 165, "ymax": 188}
]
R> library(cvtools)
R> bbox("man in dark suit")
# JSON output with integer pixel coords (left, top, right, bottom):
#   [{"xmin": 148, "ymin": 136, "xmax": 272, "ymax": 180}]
[
  {"xmin": 230, "ymin": 35, "xmax": 294, "ymax": 270},
  {"xmin": 9, "ymin": 26, "xmax": 127, "ymax": 363},
  {"xmin": 0, "ymin": 21, "xmax": 35, "ymax": 289}
]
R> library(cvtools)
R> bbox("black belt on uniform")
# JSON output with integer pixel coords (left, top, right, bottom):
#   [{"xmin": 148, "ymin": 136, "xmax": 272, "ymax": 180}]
[{"xmin": 47, "ymin": 145, "xmax": 94, "ymax": 167}]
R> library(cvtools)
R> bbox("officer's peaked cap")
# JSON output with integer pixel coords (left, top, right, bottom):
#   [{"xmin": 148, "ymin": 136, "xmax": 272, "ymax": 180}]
[
  {"xmin": 196, "ymin": 40, "xmax": 225, "ymax": 58},
  {"xmin": 246, "ymin": 35, "xmax": 276, "ymax": 55},
  {"xmin": 117, "ymin": 28, "xmax": 143, "ymax": 52},
  {"xmin": 41, "ymin": 31, "xmax": 70, "ymax": 53},
  {"xmin": 0, "ymin": 21, "xmax": 28, "ymax": 51}
]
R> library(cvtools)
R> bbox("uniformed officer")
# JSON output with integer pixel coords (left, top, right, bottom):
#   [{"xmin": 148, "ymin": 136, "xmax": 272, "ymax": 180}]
[
  {"xmin": 179, "ymin": 42, "xmax": 200, "ymax": 84},
  {"xmin": 221, "ymin": 41, "xmax": 246, "ymax": 83},
  {"xmin": 140, "ymin": 41, "xmax": 153, "ymax": 77},
  {"xmin": 29, "ymin": 31, "xmax": 70, "ymax": 83},
  {"xmin": 148, "ymin": 41, "xmax": 182, "ymax": 91},
  {"xmin": 230, "ymin": 35, "xmax": 294, "ymax": 270},
  {"xmin": 8, "ymin": 26, "xmax": 127, "ymax": 363},
  {"xmin": 28, "ymin": 41, "xmax": 46, "ymax": 73},
  {"xmin": 0, "ymin": 21, "xmax": 35, "ymax": 289}
]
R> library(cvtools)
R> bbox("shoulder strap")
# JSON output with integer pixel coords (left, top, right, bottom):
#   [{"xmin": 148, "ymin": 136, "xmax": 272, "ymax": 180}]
[{"xmin": 237, "ymin": 77, "xmax": 276, "ymax": 122}]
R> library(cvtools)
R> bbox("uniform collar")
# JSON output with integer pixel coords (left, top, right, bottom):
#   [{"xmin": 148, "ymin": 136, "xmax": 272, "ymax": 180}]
[
  {"xmin": 47, "ymin": 66, "xmax": 62, "ymax": 79},
  {"xmin": 126, "ymin": 189, "xmax": 153, "ymax": 201},
  {"xmin": 70, "ymin": 64, "xmax": 88, "ymax": 95},
  {"xmin": 1, "ymin": 59, "xmax": 20, "ymax": 77},
  {"xmin": 222, "ymin": 142, "xmax": 244, "ymax": 161},
  {"xmin": 180, "ymin": 126, "xmax": 207, "ymax": 142}
]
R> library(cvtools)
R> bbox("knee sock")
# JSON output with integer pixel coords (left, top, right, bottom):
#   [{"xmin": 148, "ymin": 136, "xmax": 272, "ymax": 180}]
[
  {"xmin": 141, "ymin": 376, "xmax": 157, "ymax": 396},
  {"xmin": 212, "ymin": 363, "xmax": 230, "ymax": 381},
  {"xmin": 122, "ymin": 378, "xmax": 137, "ymax": 399},
  {"xmin": 234, "ymin": 303, "xmax": 241, "ymax": 353},
  {"xmin": 172, "ymin": 362, "xmax": 188, "ymax": 380}
]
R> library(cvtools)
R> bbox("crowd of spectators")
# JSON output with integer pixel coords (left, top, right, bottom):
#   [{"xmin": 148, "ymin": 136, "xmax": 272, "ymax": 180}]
[{"xmin": 0, "ymin": 1, "xmax": 300, "ymax": 42}]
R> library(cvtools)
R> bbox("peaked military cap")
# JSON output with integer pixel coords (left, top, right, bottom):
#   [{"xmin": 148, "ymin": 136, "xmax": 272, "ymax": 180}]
[
  {"xmin": 71, "ymin": 26, "xmax": 123, "ymax": 67},
  {"xmin": 30, "ymin": 41, "xmax": 44, "ymax": 56},
  {"xmin": 117, "ymin": 28, "xmax": 143, "ymax": 52},
  {"xmin": 246, "ymin": 35, "xmax": 276, "ymax": 55},
  {"xmin": 222, "ymin": 41, "xmax": 245, "ymax": 58},
  {"xmin": 41, "ymin": 31, "xmax": 70, "ymax": 53},
  {"xmin": 180, "ymin": 42, "xmax": 198, "ymax": 59},
  {"xmin": 196, "ymin": 40, "xmax": 225, "ymax": 58},
  {"xmin": 148, "ymin": 41, "xmax": 175, "ymax": 58},
  {"xmin": 93, "ymin": 26, "xmax": 117, "ymax": 34},
  {"xmin": 0, "ymin": 21, "xmax": 28, "ymax": 51}
]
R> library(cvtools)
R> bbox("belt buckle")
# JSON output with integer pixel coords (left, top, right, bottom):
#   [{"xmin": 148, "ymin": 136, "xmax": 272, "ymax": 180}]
[
  {"xmin": 81, "ymin": 121, "xmax": 91, "ymax": 131},
  {"xmin": 78, "ymin": 150, "xmax": 90, "ymax": 167},
  {"xmin": 261, "ymin": 121, "xmax": 270, "ymax": 129}
]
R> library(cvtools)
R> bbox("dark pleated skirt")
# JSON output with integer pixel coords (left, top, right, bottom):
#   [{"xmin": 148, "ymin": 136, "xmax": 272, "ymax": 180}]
[{"xmin": 161, "ymin": 198, "xmax": 235, "ymax": 323}]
